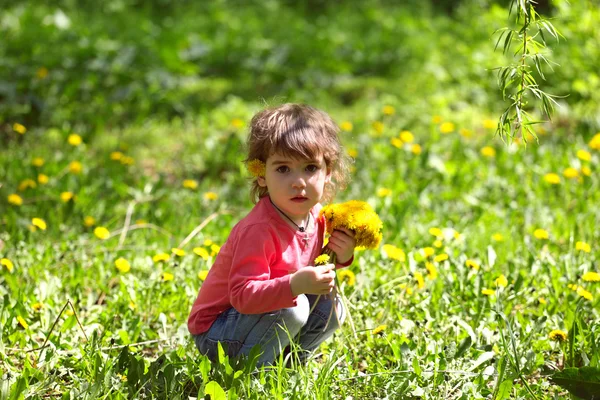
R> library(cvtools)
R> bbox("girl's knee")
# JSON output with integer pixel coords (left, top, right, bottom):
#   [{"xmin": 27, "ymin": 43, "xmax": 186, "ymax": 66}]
[{"xmin": 278, "ymin": 294, "xmax": 310, "ymax": 332}]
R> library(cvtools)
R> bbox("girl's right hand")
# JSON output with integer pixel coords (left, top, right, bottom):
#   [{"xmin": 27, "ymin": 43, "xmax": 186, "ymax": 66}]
[{"xmin": 290, "ymin": 264, "xmax": 336, "ymax": 296}]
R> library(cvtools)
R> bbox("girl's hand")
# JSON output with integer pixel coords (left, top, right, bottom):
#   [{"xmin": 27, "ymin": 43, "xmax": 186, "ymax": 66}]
[
  {"xmin": 291, "ymin": 264, "xmax": 336, "ymax": 296},
  {"xmin": 327, "ymin": 228, "xmax": 356, "ymax": 265}
]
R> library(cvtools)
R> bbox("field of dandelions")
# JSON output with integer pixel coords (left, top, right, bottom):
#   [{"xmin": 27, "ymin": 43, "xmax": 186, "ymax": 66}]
[{"xmin": 2, "ymin": 1, "xmax": 600, "ymax": 399}]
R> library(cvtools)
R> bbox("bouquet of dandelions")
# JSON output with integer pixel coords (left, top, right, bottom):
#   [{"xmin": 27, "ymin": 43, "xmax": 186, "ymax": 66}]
[{"xmin": 313, "ymin": 200, "xmax": 383, "ymax": 336}]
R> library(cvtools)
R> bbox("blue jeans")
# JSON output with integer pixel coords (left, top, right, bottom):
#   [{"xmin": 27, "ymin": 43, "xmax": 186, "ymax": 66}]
[{"xmin": 193, "ymin": 294, "xmax": 344, "ymax": 366}]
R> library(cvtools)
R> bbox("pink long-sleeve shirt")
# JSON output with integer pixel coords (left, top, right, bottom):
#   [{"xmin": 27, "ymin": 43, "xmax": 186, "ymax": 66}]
[{"xmin": 188, "ymin": 196, "xmax": 326, "ymax": 335}]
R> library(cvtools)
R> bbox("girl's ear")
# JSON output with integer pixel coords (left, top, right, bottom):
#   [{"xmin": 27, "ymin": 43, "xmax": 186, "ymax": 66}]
[
  {"xmin": 257, "ymin": 176, "xmax": 267, "ymax": 187},
  {"xmin": 325, "ymin": 167, "xmax": 332, "ymax": 183}
]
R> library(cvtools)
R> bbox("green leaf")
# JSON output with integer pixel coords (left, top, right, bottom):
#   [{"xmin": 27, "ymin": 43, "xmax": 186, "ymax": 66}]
[
  {"xmin": 204, "ymin": 381, "xmax": 227, "ymax": 400},
  {"xmin": 550, "ymin": 367, "xmax": 600, "ymax": 400},
  {"xmin": 412, "ymin": 356, "xmax": 422, "ymax": 378},
  {"xmin": 496, "ymin": 379, "xmax": 513, "ymax": 400},
  {"xmin": 455, "ymin": 336, "xmax": 472, "ymax": 360}
]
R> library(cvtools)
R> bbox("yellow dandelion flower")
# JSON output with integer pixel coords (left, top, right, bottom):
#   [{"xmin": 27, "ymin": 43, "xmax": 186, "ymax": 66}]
[
  {"xmin": 32, "ymin": 302, "xmax": 43, "ymax": 311},
  {"xmin": 28, "ymin": 225, "xmax": 37, "ymax": 232},
  {"xmin": 453, "ymin": 231, "xmax": 462, "ymax": 240},
  {"xmin": 549, "ymin": 329, "xmax": 567, "ymax": 342},
  {"xmin": 120, "ymin": 156, "xmax": 135, "ymax": 165},
  {"xmin": 538, "ymin": 297, "xmax": 547, "ymax": 304},
  {"xmin": 135, "ymin": 219, "xmax": 147, "ymax": 225},
  {"xmin": 1, "ymin": 258, "xmax": 14, "ymax": 272},
  {"xmin": 576, "ymin": 241, "xmax": 591, "ymax": 253},
  {"xmin": 38, "ymin": 174, "xmax": 49, "ymax": 184},
  {"xmin": 69, "ymin": 161, "xmax": 82, "ymax": 174},
  {"xmin": 577, "ymin": 150, "xmax": 591, "ymax": 161},
  {"xmin": 231, "ymin": 118, "xmax": 244, "ymax": 128},
  {"xmin": 433, "ymin": 240, "xmax": 443, "ymax": 248},
  {"xmin": 439, "ymin": 122, "xmax": 455, "ymax": 134},
  {"xmin": 481, "ymin": 146, "xmax": 496, "ymax": 158},
  {"xmin": 589, "ymin": 133, "xmax": 600, "ymax": 150},
  {"xmin": 65, "ymin": 309, "xmax": 74, "ymax": 316},
  {"xmin": 198, "ymin": 270, "xmax": 209, "ymax": 281},
  {"xmin": 495, "ymin": 274, "xmax": 508, "ymax": 288},
  {"xmin": 246, "ymin": 159, "xmax": 266, "ymax": 178},
  {"xmin": 372, "ymin": 121, "xmax": 384, "ymax": 135},
  {"xmin": 203, "ymin": 239, "xmax": 214, "ymax": 246},
  {"xmin": 372, "ymin": 324, "xmax": 387, "ymax": 335},
  {"xmin": 425, "ymin": 262, "xmax": 438, "ymax": 280},
  {"xmin": 534, "ymin": 229, "xmax": 549, "ymax": 240},
  {"xmin": 153, "ymin": 253, "xmax": 170, "ymax": 263},
  {"xmin": 411, "ymin": 144, "xmax": 422, "ymax": 155},
  {"xmin": 17, "ymin": 316, "xmax": 29, "ymax": 329},
  {"xmin": 115, "ymin": 258, "xmax": 131, "ymax": 273},
  {"xmin": 576, "ymin": 286, "xmax": 593, "ymax": 301},
  {"xmin": 492, "ymin": 233, "xmax": 504, "ymax": 242},
  {"xmin": 314, "ymin": 254, "xmax": 331, "ymax": 266},
  {"xmin": 568, "ymin": 283, "xmax": 578, "ymax": 291},
  {"xmin": 582, "ymin": 272, "xmax": 600, "ymax": 282},
  {"xmin": 543, "ymin": 173, "xmax": 561, "ymax": 184},
  {"xmin": 204, "ymin": 192, "xmax": 218, "ymax": 201},
  {"xmin": 340, "ymin": 121, "xmax": 353, "ymax": 132},
  {"xmin": 390, "ymin": 137, "xmax": 403, "ymax": 149},
  {"xmin": 183, "ymin": 179, "xmax": 198, "ymax": 189},
  {"xmin": 382, "ymin": 244, "xmax": 405, "ymax": 262},
  {"xmin": 421, "ymin": 247, "xmax": 435, "ymax": 258},
  {"xmin": 429, "ymin": 227, "xmax": 443, "ymax": 237},
  {"xmin": 483, "ymin": 119, "xmax": 496, "ymax": 129},
  {"xmin": 32, "ymin": 218, "xmax": 47, "ymax": 230},
  {"xmin": 563, "ymin": 168, "xmax": 579, "ymax": 179},
  {"xmin": 406, "ymin": 286, "xmax": 414, "ymax": 295},
  {"xmin": 32, "ymin": 157, "xmax": 45, "ymax": 167},
  {"xmin": 377, "ymin": 188, "xmax": 392, "ymax": 197},
  {"xmin": 466, "ymin": 259, "xmax": 480, "ymax": 270},
  {"xmin": 36, "ymin": 67, "xmax": 49, "ymax": 79},
  {"xmin": 83, "ymin": 216, "xmax": 95, "ymax": 227},
  {"xmin": 60, "ymin": 191, "xmax": 74, "ymax": 202},
  {"xmin": 434, "ymin": 253, "xmax": 448, "ymax": 263},
  {"xmin": 459, "ymin": 128, "xmax": 473, "ymax": 138},
  {"xmin": 414, "ymin": 271, "xmax": 425, "ymax": 289},
  {"xmin": 13, "ymin": 123, "xmax": 26, "ymax": 134},
  {"xmin": 68, "ymin": 134, "xmax": 82, "ymax": 146},
  {"xmin": 338, "ymin": 269, "xmax": 356, "ymax": 286},
  {"xmin": 399, "ymin": 130, "xmax": 414, "ymax": 143},
  {"xmin": 320, "ymin": 200, "xmax": 383, "ymax": 249},
  {"xmin": 581, "ymin": 166, "xmax": 592, "ymax": 176},
  {"xmin": 193, "ymin": 247, "xmax": 210, "ymax": 260},
  {"xmin": 94, "ymin": 226, "xmax": 110, "ymax": 240},
  {"xmin": 128, "ymin": 302, "xmax": 136, "ymax": 310},
  {"xmin": 18, "ymin": 179, "xmax": 37, "ymax": 191},
  {"xmin": 171, "ymin": 248, "xmax": 186, "ymax": 257},
  {"xmin": 160, "ymin": 272, "xmax": 174, "ymax": 282},
  {"xmin": 432, "ymin": 115, "xmax": 443, "ymax": 124},
  {"xmin": 8, "ymin": 194, "xmax": 23, "ymax": 206},
  {"xmin": 110, "ymin": 151, "xmax": 124, "ymax": 161},
  {"xmin": 481, "ymin": 288, "xmax": 495, "ymax": 296},
  {"xmin": 382, "ymin": 105, "xmax": 395, "ymax": 115},
  {"xmin": 210, "ymin": 244, "xmax": 221, "ymax": 255},
  {"xmin": 347, "ymin": 148, "xmax": 358, "ymax": 158}
]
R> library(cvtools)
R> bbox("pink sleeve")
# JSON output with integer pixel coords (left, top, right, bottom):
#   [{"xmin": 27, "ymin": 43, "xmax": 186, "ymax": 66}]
[{"xmin": 228, "ymin": 225, "xmax": 297, "ymax": 314}]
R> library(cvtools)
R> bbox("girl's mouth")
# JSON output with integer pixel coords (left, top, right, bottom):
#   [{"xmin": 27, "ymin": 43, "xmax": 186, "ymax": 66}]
[{"xmin": 291, "ymin": 196, "xmax": 308, "ymax": 202}]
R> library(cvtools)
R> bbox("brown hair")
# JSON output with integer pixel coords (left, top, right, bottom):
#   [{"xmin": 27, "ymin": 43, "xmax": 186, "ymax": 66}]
[{"xmin": 245, "ymin": 103, "xmax": 352, "ymax": 203}]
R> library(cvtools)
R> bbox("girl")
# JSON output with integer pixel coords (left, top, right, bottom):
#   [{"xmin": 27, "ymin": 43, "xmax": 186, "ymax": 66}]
[{"xmin": 188, "ymin": 103, "xmax": 356, "ymax": 366}]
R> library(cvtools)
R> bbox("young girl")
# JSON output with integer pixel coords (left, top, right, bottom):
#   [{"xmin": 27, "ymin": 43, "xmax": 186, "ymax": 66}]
[{"xmin": 188, "ymin": 103, "xmax": 356, "ymax": 366}]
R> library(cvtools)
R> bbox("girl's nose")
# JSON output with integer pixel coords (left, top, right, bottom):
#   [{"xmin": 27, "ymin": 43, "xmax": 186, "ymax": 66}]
[{"xmin": 292, "ymin": 174, "xmax": 306, "ymax": 188}]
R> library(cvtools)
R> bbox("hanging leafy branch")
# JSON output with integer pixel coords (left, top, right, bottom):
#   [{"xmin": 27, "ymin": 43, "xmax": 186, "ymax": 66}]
[{"xmin": 493, "ymin": 0, "xmax": 563, "ymax": 143}]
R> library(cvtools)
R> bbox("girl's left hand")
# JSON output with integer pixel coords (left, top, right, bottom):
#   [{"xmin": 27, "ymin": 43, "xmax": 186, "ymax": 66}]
[{"xmin": 327, "ymin": 227, "xmax": 356, "ymax": 265}]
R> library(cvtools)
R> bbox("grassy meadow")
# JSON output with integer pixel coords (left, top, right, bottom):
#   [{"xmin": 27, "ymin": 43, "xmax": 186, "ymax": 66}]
[{"xmin": 2, "ymin": 1, "xmax": 600, "ymax": 399}]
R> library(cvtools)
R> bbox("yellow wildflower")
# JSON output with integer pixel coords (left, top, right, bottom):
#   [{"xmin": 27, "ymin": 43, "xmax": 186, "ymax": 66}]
[
  {"xmin": 115, "ymin": 258, "xmax": 131, "ymax": 273},
  {"xmin": 36, "ymin": 67, "xmax": 49, "ymax": 79},
  {"xmin": 153, "ymin": 253, "xmax": 170, "ymax": 263},
  {"xmin": 110, "ymin": 151, "xmax": 124, "ymax": 161},
  {"xmin": 425, "ymin": 262, "xmax": 438, "ymax": 280},
  {"xmin": 481, "ymin": 288, "xmax": 495, "ymax": 296},
  {"xmin": 382, "ymin": 244, "xmax": 405, "ymax": 262},
  {"xmin": 399, "ymin": 130, "xmax": 414, "ymax": 143},
  {"xmin": 38, "ymin": 174, "xmax": 49, "ymax": 184},
  {"xmin": 549, "ymin": 329, "xmax": 567, "ymax": 342},
  {"xmin": 120, "ymin": 156, "xmax": 134, "ymax": 165},
  {"xmin": 69, "ymin": 161, "xmax": 82, "ymax": 174},
  {"xmin": 1, "ymin": 258, "xmax": 14, "ymax": 272},
  {"xmin": 340, "ymin": 121, "xmax": 353, "ymax": 132},
  {"xmin": 94, "ymin": 226, "xmax": 110, "ymax": 240},
  {"xmin": 246, "ymin": 159, "xmax": 266, "ymax": 177},
  {"xmin": 576, "ymin": 241, "xmax": 591, "ymax": 253},
  {"xmin": 135, "ymin": 219, "xmax": 147, "ymax": 225},
  {"xmin": 18, "ymin": 179, "xmax": 37, "ymax": 191},
  {"xmin": 563, "ymin": 168, "xmax": 579, "ymax": 179},
  {"xmin": 204, "ymin": 192, "xmax": 218, "ymax": 201},
  {"xmin": 210, "ymin": 244, "xmax": 221, "ymax": 255},
  {"xmin": 203, "ymin": 239, "xmax": 214, "ymax": 246},
  {"xmin": 17, "ymin": 316, "xmax": 29, "ymax": 329},
  {"xmin": 582, "ymin": 272, "xmax": 600, "ymax": 282},
  {"xmin": 534, "ymin": 229, "xmax": 549, "ymax": 240},
  {"xmin": 65, "ymin": 309, "xmax": 74, "ymax": 316},
  {"xmin": 453, "ymin": 231, "xmax": 462, "ymax": 240},
  {"xmin": 483, "ymin": 119, "xmax": 496, "ymax": 129},
  {"xmin": 439, "ymin": 122, "xmax": 455, "ymax": 134},
  {"xmin": 414, "ymin": 271, "xmax": 425, "ymax": 289},
  {"xmin": 543, "ymin": 173, "xmax": 561, "ymax": 184},
  {"xmin": 84, "ymin": 216, "xmax": 96, "ymax": 227},
  {"xmin": 314, "ymin": 254, "xmax": 331, "ymax": 266},
  {"xmin": 459, "ymin": 128, "xmax": 473, "ymax": 138},
  {"xmin": 193, "ymin": 247, "xmax": 210, "ymax": 260},
  {"xmin": 390, "ymin": 137, "xmax": 403, "ymax": 149},
  {"xmin": 434, "ymin": 253, "xmax": 448, "ymax": 263},
  {"xmin": 421, "ymin": 247, "xmax": 435, "ymax": 258},
  {"xmin": 230, "ymin": 118, "xmax": 244, "ymax": 128},
  {"xmin": 429, "ymin": 227, "xmax": 443, "ymax": 237},
  {"xmin": 433, "ymin": 240, "xmax": 443, "ymax": 248},
  {"xmin": 382, "ymin": 105, "xmax": 395, "ymax": 115},
  {"xmin": 198, "ymin": 270, "xmax": 209, "ymax": 281},
  {"xmin": 13, "ymin": 123, "xmax": 26, "ymax": 134},
  {"xmin": 8, "ymin": 194, "xmax": 23, "ymax": 206},
  {"xmin": 372, "ymin": 324, "xmax": 387, "ymax": 335},
  {"xmin": 589, "ymin": 133, "xmax": 600, "ymax": 150},
  {"xmin": 68, "ymin": 134, "xmax": 82, "ymax": 146},
  {"xmin": 432, "ymin": 115, "xmax": 443, "ymax": 124},
  {"xmin": 466, "ymin": 259, "xmax": 480, "ymax": 270},
  {"xmin": 60, "ymin": 192, "xmax": 74, "ymax": 202},
  {"xmin": 183, "ymin": 179, "xmax": 198, "ymax": 189},
  {"xmin": 160, "ymin": 272, "xmax": 174, "ymax": 282},
  {"xmin": 538, "ymin": 297, "xmax": 547, "ymax": 304},
  {"xmin": 581, "ymin": 166, "xmax": 591, "ymax": 176},
  {"xmin": 495, "ymin": 274, "xmax": 508, "ymax": 288},
  {"xmin": 377, "ymin": 188, "xmax": 392, "ymax": 197},
  {"xmin": 372, "ymin": 121, "xmax": 384, "ymax": 135},
  {"xmin": 32, "ymin": 302, "xmax": 43, "ymax": 311},
  {"xmin": 171, "ymin": 248, "xmax": 186, "ymax": 257},
  {"xmin": 577, "ymin": 150, "xmax": 591, "ymax": 161},
  {"xmin": 320, "ymin": 200, "xmax": 383, "ymax": 249},
  {"xmin": 347, "ymin": 148, "xmax": 358, "ymax": 158},
  {"xmin": 576, "ymin": 286, "xmax": 593, "ymax": 301},
  {"xmin": 411, "ymin": 144, "xmax": 422, "ymax": 155},
  {"xmin": 492, "ymin": 233, "xmax": 504, "ymax": 242},
  {"xmin": 481, "ymin": 146, "xmax": 496, "ymax": 158},
  {"xmin": 338, "ymin": 269, "xmax": 356, "ymax": 286},
  {"xmin": 32, "ymin": 218, "xmax": 47, "ymax": 230},
  {"xmin": 32, "ymin": 157, "xmax": 45, "ymax": 167}
]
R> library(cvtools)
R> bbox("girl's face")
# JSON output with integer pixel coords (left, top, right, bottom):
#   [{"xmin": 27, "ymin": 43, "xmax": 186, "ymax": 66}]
[{"xmin": 257, "ymin": 152, "xmax": 331, "ymax": 223}]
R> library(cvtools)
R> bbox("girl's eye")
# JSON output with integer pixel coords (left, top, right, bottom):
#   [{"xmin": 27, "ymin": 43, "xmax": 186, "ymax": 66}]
[
  {"xmin": 306, "ymin": 164, "xmax": 319, "ymax": 172},
  {"xmin": 276, "ymin": 166, "xmax": 289, "ymax": 173}
]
